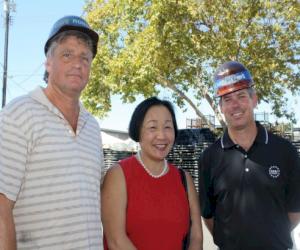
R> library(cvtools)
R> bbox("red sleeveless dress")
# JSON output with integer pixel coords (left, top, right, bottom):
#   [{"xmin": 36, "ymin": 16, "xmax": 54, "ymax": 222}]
[{"xmin": 104, "ymin": 156, "xmax": 189, "ymax": 250}]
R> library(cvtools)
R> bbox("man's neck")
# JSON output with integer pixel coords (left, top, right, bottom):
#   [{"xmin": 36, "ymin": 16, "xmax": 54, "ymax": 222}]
[
  {"xmin": 228, "ymin": 122, "xmax": 257, "ymax": 151},
  {"xmin": 43, "ymin": 86, "xmax": 80, "ymax": 132}
]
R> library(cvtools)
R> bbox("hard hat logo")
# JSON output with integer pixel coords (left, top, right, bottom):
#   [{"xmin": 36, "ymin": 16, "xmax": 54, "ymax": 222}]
[
  {"xmin": 44, "ymin": 15, "xmax": 99, "ymax": 57},
  {"xmin": 53, "ymin": 17, "xmax": 90, "ymax": 30},
  {"xmin": 72, "ymin": 18, "xmax": 89, "ymax": 26},
  {"xmin": 214, "ymin": 61, "xmax": 253, "ymax": 97}
]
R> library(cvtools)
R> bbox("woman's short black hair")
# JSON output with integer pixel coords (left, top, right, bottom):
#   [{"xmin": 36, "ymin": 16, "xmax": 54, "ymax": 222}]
[{"xmin": 128, "ymin": 97, "xmax": 178, "ymax": 142}]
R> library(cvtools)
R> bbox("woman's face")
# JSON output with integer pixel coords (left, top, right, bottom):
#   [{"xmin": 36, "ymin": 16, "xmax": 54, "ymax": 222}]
[{"xmin": 139, "ymin": 105, "xmax": 175, "ymax": 162}]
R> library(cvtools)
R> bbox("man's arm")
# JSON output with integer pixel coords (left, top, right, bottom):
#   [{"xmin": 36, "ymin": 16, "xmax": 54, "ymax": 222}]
[
  {"xmin": 0, "ymin": 194, "xmax": 16, "ymax": 250},
  {"xmin": 203, "ymin": 217, "xmax": 214, "ymax": 235},
  {"xmin": 288, "ymin": 212, "xmax": 300, "ymax": 231}
]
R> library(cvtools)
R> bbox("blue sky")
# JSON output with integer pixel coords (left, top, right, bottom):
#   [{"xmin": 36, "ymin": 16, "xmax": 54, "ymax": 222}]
[
  {"xmin": 0, "ymin": 0, "xmax": 85, "ymax": 101},
  {"xmin": 0, "ymin": 0, "xmax": 299, "ymax": 132}
]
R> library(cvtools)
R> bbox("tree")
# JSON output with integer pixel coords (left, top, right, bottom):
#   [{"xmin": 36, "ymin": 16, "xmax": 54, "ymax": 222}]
[{"xmin": 82, "ymin": 0, "xmax": 300, "ymax": 129}]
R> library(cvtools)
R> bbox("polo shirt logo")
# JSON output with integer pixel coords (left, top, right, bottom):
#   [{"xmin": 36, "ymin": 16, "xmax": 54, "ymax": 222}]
[{"xmin": 269, "ymin": 165, "xmax": 280, "ymax": 178}]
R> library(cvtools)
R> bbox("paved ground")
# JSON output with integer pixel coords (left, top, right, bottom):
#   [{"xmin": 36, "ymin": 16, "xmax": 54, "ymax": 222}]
[{"xmin": 202, "ymin": 220, "xmax": 218, "ymax": 250}]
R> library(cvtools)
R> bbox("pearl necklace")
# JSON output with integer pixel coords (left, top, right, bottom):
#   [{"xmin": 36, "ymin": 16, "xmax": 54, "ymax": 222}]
[{"xmin": 136, "ymin": 151, "xmax": 168, "ymax": 178}]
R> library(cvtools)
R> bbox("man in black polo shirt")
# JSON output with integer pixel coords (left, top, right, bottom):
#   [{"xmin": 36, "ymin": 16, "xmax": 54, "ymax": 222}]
[{"xmin": 198, "ymin": 61, "xmax": 300, "ymax": 250}]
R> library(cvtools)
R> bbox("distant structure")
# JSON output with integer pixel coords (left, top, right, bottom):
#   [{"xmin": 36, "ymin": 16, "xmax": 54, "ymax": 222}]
[
  {"xmin": 186, "ymin": 115, "xmax": 216, "ymax": 129},
  {"xmin": 255, "ymin": 111, "xmax": 270, "ymax": 126},
  {"xmin": 187, "ymin": 112, "xmax": 272, "ymax": 130},
  {"xmin": 102, "ymin": 128, "xmax": 130, "ymax": 141}
]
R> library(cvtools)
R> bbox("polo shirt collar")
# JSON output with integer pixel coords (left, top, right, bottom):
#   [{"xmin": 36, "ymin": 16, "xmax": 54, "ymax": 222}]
[
  {"xmin": 30, "ymin": 86, "xmax": 60, "ymax": 116},
  {"xmin": 29, "ymin": 86, "xmax": 89, "ymax": 122},
  {"xmin": 221, "ymin": 121, "xmax": 269, "ymax": 149}
]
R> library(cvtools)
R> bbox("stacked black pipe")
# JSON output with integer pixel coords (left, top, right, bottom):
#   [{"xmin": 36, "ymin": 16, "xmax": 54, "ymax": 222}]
[
  {"xmin": 103, "ymin": 148, "xmax": 135, "ymax": 173},
  {"xmin": 167, "ymin": 128, "xmax": 216, "ymax": 191}
]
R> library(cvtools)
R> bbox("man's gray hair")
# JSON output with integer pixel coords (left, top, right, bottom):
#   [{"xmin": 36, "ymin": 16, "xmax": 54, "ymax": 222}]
[
  {"xmin": 246, "ymin": 87, "xmax": 256, "ymax": 97},
  {"xmin": 219, "ymin": 87, "xmax": 256, "ymax": 106},
  {"xmin": 44, "ymin": 30, "xmax": 94, "ymax": 83}
]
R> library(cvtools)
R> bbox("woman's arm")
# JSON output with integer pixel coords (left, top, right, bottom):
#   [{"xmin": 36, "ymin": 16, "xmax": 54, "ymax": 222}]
[
  {"xmin": 186, "ymin": 172, "xmax": 203, "ymax": 250},
  {"xmin": 101, "ymin": 164, "xmax": 137, "ymax": 250}
]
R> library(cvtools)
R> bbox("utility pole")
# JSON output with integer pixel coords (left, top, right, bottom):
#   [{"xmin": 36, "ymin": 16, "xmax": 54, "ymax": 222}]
[{"xmin": 2, "ymin": 0, "xmax": 15, "ymax": 108}]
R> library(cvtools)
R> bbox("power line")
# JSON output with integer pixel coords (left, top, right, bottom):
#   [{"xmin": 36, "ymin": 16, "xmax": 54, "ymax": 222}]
[
  {"xmin": 9, "ymin": 62, "xmax": 44, "ymax": 85},
  {"xmin": 9, "ymin": 77, "xmax": 29, "ymax": 93},
  {"xmin": 0, "ymin": 62, "xmax": 44, "ymax": 98}
]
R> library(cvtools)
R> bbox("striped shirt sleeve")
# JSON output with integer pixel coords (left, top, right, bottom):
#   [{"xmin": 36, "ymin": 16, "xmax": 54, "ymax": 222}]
[{"xmin": 0, "ymin": 112, "xmax": 27, "ymax": 201}]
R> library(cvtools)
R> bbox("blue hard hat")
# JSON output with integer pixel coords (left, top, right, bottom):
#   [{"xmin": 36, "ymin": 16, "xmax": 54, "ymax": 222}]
[{"xmin": 44, "ymin": 15, "xmax": 99, "ymax": 57}]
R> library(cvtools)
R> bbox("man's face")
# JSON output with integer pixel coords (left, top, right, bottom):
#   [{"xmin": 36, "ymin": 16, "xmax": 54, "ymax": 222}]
[
  {"xmin": 220, "ymin": 88, "xmax": 257, "ymax": 131},
  {"xmin": 45, "ymin": 35, "xmax": 93, "ymax": 98}
]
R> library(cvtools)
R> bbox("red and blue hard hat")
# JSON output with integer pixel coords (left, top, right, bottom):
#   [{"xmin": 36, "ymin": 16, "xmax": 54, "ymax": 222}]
[{"xmin": 214, "ymin": 61, "xmax": 254, "ymax": 97}]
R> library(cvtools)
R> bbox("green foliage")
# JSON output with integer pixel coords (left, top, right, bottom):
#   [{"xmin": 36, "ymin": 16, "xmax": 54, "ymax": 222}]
[{"xmin": 83, "ymin": 0, "xmax": 300, "ymax": 126}]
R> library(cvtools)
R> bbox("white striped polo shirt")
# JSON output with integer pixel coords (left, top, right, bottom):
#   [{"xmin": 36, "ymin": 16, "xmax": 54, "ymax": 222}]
[{"xmin": 0, "ymin": 86, "xmax": 104, "ymax": 250}]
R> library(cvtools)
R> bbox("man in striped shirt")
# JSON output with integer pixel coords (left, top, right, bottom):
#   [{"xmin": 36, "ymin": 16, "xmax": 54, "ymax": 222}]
[{"xmin": 0, "ymin": 15, "xmax": 104, "ymax": 249}]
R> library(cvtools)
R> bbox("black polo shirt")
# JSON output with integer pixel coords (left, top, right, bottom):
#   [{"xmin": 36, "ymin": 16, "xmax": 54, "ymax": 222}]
[{"xmin": 198, "ymin": 122, "xmax": 300, "ymax": 250}]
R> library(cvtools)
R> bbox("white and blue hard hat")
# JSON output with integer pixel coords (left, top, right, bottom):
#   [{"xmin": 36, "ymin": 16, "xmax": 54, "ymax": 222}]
[{"xmin": 44, "ymin": 15, "xmax": 99, "ymax": 57}]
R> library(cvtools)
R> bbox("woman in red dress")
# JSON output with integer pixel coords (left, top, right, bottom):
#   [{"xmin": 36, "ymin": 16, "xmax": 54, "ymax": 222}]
[{"xmin": 101, "ymin": 97, "xmax": 203, "ymax": 250}]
